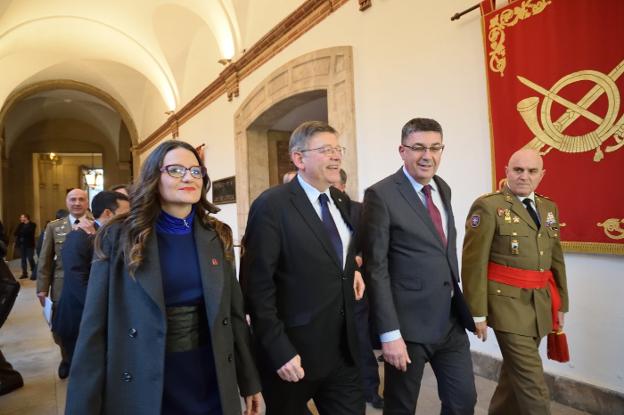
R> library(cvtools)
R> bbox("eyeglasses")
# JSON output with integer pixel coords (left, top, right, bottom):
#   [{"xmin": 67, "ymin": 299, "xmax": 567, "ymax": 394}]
[
  {"xmin": 401, "ymin": 143, "xmax": 445, "ymax": 154},
  {"xmin": 300, "ymin": 146, "xmax": 346, "ymax": 156},
  {"xmin": 160, "ymin": 164, "xmax": 207, "ymax": 179}
]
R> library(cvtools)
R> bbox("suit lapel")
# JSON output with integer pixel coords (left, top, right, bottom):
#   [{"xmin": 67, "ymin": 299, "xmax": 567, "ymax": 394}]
[
  {"xmin": 535, "ymin": 196, "xmax": 549, "ymax": 229},
  {"xmin": 134, "ymin": 230, "xmax": 165, "ymax": 315},
  {"xmin": 394, "ymin": 169, "xmax": 445, "ymax": 249},
  {"xmin": 289, "ymin": 180, "xmax": 343, "ymax": 269},
  {"xmin": 61, "ymin": 217, "xmax": 72, "ymax": 234},
  {"xmin": 330, "ymin": 187, "xmax": 353, "ymax": 231},
  {"xmin": 194, "ymin": 218, "xmax": 224, "ymax": 328},
  {"xmin": 503, "ymin": 187, "xmax": 538, "ymax": 230}
]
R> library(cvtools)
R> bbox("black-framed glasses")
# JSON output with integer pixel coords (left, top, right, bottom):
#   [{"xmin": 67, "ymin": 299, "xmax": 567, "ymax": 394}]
[
  {"xmin": 300, "ymin": 146, "xmax": 346, "ymax": 156},
  {"xmin": 401, "ymin": 143, "xmax": 445, "ymax": 154},
  {"xmin": 160, "ymin": 164, "xmax": 207, "ymax": 179}
]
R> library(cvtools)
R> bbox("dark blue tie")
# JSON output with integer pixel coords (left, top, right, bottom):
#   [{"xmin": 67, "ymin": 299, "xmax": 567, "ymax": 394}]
[{"xmin": 318, "ymin": 193, "xmax": 343, "ymax": 266}]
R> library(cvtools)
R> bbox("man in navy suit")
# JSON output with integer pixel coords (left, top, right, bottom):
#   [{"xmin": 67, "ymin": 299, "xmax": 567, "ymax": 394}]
[
  {"xmin": 361, "ymin": 118, "xmax": 477, "ymax": 414},
  {"xmin": 242, "ymin": 121, "xmax": 365, "ymax": 415},
  {"xmin": 53, "ymin": 191, "xmax": 129, "ymax": 365}
]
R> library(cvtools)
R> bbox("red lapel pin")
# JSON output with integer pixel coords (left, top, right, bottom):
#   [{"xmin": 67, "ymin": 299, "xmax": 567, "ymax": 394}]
[{"xmin": 211, "ymin": 258, "xmax": 219, "ymax": 266}]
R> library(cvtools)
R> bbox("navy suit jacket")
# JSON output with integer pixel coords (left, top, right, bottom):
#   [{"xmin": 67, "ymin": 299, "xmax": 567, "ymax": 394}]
[
  {"xmin": 53, "ymin": 227, "xmax": 96, "ymax": 339},
  {"xmin": 241, "ymin": 179, "xmax": 360, "ymax": 380}
]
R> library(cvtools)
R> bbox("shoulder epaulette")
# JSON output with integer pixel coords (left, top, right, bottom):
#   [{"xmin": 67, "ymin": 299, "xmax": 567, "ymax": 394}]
[
  {"xmin": 535, "ymin": 192, "xmax": 551, "ymax": 200},
  {"xmin": 50, "ymin": 217, "xmax": 65, "ymax": 225},
  {"xmin": 479, "ymin": 191, "xmax": 501, "ymax": 199}
]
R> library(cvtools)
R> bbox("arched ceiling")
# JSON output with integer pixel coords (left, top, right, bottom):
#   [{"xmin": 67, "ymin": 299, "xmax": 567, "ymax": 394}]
[{"xmin": 0, "ymin": 0, "xmax": 306, "ymax": 149}]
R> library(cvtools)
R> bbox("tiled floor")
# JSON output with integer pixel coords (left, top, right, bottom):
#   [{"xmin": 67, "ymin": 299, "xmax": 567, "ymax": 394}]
[{"xmin": 0, "ymin": 259, "xmax": 587, "ymax": 414}]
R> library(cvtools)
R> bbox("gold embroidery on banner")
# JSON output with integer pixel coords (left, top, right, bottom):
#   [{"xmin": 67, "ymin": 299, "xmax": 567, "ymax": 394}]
[
  {"xmin": 597, "ymin": 218, "xmax": 624, "ymax": 240},
  {"xmin": 487, "ymin": 0, "xmax": 552, "ymax": 76},
  {"xmin": 517, "ymin": 60, "xmax": 624, "ymax": 162}
]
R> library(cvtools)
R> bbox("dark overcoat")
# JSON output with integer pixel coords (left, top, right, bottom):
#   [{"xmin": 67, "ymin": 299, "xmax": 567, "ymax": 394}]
[{"xmin": 65, "ymin": 216, "xmax": 260, "ymax": 414}]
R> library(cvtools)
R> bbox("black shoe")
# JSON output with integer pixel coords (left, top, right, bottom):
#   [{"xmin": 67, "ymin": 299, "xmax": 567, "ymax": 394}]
[
  {"xmin": 58, "ymin": 361, "xmax": 70, "ymax": 379},
  {"xmin": 0, "ymin": 373, "xmax": 24, "ymax": 396},
  {"xmin": 30, "ymin": 276, "xmax": 37, "ymax": 281},
  {"xmin": 19, "ymin": 274, "xmax": 28, "ymax": 279},
  {"xmin": 366, "ymin": 394, "xmax": 384, "ymax": 409}
]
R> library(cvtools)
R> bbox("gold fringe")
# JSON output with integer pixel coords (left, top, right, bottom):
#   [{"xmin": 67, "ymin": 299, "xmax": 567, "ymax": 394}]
[{"xmin": 562, "ymin": 241, "xmax": 624, "ymax": 256}]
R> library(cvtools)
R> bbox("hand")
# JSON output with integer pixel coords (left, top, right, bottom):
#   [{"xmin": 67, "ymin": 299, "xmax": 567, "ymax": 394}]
[
  {"xmin": 276, "ymin": 354, "xmax": 305, "ymax": 382},
  {"xmin": 474, "ymin": 321, "xmax": 488, "ymax": 342},
  {"xmin": 382, "ymin": 337, "xmax": 411, "ymax": 372},
  {"xmin": 558, "ymin": 311, "xmax": 565, "ymax": 330},
  {"xmin": 353, "ymin": 270, "xmax": 365, "ymax": 300},
  {"xmin": 37, "ymin": 291, "xmax": 47, "ymax": 307},
  {"xmin": 243, "ymin": 392, "xmax": 262, "ymax": 415},
  {"xmin": 74, "ymin": 218, "xmax": 96, "ymax": 235}
]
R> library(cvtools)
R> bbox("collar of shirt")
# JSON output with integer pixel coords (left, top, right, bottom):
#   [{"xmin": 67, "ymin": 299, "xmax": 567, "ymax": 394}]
[
  {"xmin": 297, "ymin": 174, "xmax": 332, "ymax": 214},
  {"xmin": 68, "ymin": 214, "xmax": 84, "ymax": 224},
  {"xmin": 296, "ymin": 173, "xmax": 351, "ymax": 268},
  {"xmin": 401, "ymin": 165, "xmax": 440, "ymax": 204},
  {"xmin": 515, "ymin": 191, "xmax": 536, "ymax": 205}
]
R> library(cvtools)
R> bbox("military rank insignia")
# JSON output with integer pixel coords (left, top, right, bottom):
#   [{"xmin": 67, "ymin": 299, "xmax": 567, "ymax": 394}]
[
  {"xmin": 504, "ymin": 209, "xmax": 512, "ymax": 223},
  {"xmin": 471, "ymin": 215, "xmax": 480, "ymax": 227},
  {"xmin": 511, "ymin": 239, "xmax": 519, "ymax": 255},
  {"xmin": 546, "ymin": 211, "xmax": 556, "ymax": 227}
]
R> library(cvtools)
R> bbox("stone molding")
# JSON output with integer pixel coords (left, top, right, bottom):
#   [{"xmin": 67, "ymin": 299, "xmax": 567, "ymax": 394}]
[{"xmin": 233, "ymin": 46, "xmax": 357, "ymax": 236}]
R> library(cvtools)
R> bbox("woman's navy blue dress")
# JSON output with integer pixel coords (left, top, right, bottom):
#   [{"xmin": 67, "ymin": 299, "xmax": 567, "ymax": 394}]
[{"xmin": 156, "ymin": 209, "xmax": 222, "ymax": 415}]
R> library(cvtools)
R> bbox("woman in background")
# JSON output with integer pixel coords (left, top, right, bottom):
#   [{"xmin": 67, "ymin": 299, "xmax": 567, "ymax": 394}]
[{"xmin": 66, "ymin": 140, "xmax": 261, "ymax": 415}]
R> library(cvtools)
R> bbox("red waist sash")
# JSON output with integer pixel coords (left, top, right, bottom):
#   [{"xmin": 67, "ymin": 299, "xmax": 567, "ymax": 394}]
[{"xmin": 487, "ymin": 262, "xmax": 561, "ymax": 331}]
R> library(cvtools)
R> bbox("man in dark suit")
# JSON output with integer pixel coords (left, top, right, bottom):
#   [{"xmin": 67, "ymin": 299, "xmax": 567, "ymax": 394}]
[
  {"xmin": 242, "ymin": 121, "xmax": 365, "ymax": 415},
  {"xmin": 14, "ymin": 213, "xmax": 37, "ymax": 279},
  {"xmin": 53, "ymin": 191, "xmax": 129, "ymax": 366},
  {"xmin": 361, "ymin": 118, "xmax": 477, "ymax": 414},
  {"xmin": 332, "ymin": 168, "xmax": 384, "ymax": 410}
]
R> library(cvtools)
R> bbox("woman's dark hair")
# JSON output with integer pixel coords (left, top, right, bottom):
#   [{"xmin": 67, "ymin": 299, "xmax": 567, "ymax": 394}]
[{"xmin": 95, "ymin": 140, "xmax": 232, "ymax": 275}]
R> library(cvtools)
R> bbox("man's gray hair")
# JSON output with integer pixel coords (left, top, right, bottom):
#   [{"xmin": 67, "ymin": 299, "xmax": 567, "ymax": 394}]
[{"xmin": 289, "ymin": 121, "xmax": 338, "ymax": 153}]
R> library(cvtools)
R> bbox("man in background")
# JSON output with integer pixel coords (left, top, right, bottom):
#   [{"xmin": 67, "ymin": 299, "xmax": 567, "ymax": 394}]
[
  {"xmin": 332, "ymin": 169, "xmax": 383, "ymax": 409},
  {"xmin": 37, "ymin": 188, "xmax": 91, "ymax": 379},
  {"xmin": 14, "ymin": 214, "xmax": 37, "ymax": 279},
  {"xmin": 53, "ymin": 191, "xmax": 129, "ymax": 366}
]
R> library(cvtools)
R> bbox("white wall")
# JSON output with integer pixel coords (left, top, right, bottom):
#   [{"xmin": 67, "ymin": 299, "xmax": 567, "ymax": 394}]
[{"xmin": 175, "ymin": 0, "xmax": 624, "ymax": 393}]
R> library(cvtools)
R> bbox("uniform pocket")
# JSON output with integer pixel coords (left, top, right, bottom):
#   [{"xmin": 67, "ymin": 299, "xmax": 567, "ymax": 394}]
[{"xmin": 488, "ymin": 282, "xmax": 520, "ymax": 299}]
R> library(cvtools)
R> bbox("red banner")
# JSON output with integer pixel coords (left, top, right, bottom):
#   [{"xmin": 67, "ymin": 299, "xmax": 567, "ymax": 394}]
[{"xmin": 481, "ymin": 0, "xmax": 624, "ymax": 255}]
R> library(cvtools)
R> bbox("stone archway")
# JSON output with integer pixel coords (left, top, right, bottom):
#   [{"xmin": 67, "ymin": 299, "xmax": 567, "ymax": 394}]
[{"xmin": 234, "ymin": 46, "xmax": 357, "ymax": 234}]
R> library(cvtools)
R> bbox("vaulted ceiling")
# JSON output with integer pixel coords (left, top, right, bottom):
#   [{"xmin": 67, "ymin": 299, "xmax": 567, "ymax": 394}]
[{"xmin": 0, "ymin": 0, "xmax": 305, "ymax": 154}]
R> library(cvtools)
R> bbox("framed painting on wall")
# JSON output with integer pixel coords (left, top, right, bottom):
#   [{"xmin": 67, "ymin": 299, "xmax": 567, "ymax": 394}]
[{"xmin": 212, "ymin": 176, "xmax": 236, "ymax": 205}]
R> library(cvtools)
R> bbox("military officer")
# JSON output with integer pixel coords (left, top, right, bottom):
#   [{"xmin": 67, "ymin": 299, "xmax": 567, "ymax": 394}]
[
  {"xmin": 461, "ymin": 148, "xmax": 568, "ymax": 415},
  {"xmin": 36, "ymin": 188, "xmax": 91, "ymax": 379}
]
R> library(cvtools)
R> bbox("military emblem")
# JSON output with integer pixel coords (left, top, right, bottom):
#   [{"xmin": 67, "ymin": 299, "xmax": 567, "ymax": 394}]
[
  {"xmin": 512, "ymin": 216, "xmax": 520, "ymax": 223},
  {"xmin": 517, "ymin": 60, "xmax": 624, "ymax": 162},
  {"xmin": 497, "ymin": 208, "xmax": 505, "ymax": 216},
  {"xmin": 546, "ymin": 211, "xmax": 556, "ymax": 227},
  {"xmin": 597, "ymin": 218, "xmax": 624, "ymax": 240},
  {"xmin": 504, "ymin": 209, "xmax": 512, "ymax": 223},
  {"xmin": 471, "ymin": 215, "xmax": 481, "ymax": 228},
  {"xmin": 511, "ymin": 239, "xmax": 520, "ymax": 255}
]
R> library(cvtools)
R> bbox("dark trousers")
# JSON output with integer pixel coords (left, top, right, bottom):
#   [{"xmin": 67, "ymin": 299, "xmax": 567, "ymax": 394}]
[
  {"xmin": 383, "ymin": 320, "xmax": 476, "ymax": 415},
  {"xmin": 261, "ymin": 358, "xmax": 365, "ymax": 415},
  {"xmin": 354, "ymin": 296, "xmax": 381, "ymax": 398},
  {"xmin": 19, "ymin": 245, "xmax": 36, "ymax": 276}
]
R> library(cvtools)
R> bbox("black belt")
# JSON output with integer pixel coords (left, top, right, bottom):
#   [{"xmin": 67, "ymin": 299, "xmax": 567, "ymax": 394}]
[{"xmin": 165, "ymin": 304, "xmax": 209, "ymax": 353}]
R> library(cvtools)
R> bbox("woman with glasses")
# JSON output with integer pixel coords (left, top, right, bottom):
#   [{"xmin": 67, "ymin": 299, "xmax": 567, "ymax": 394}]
[{"xmin": 66, "ymin": 140, "xmax": 262, "ymax": 415}]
